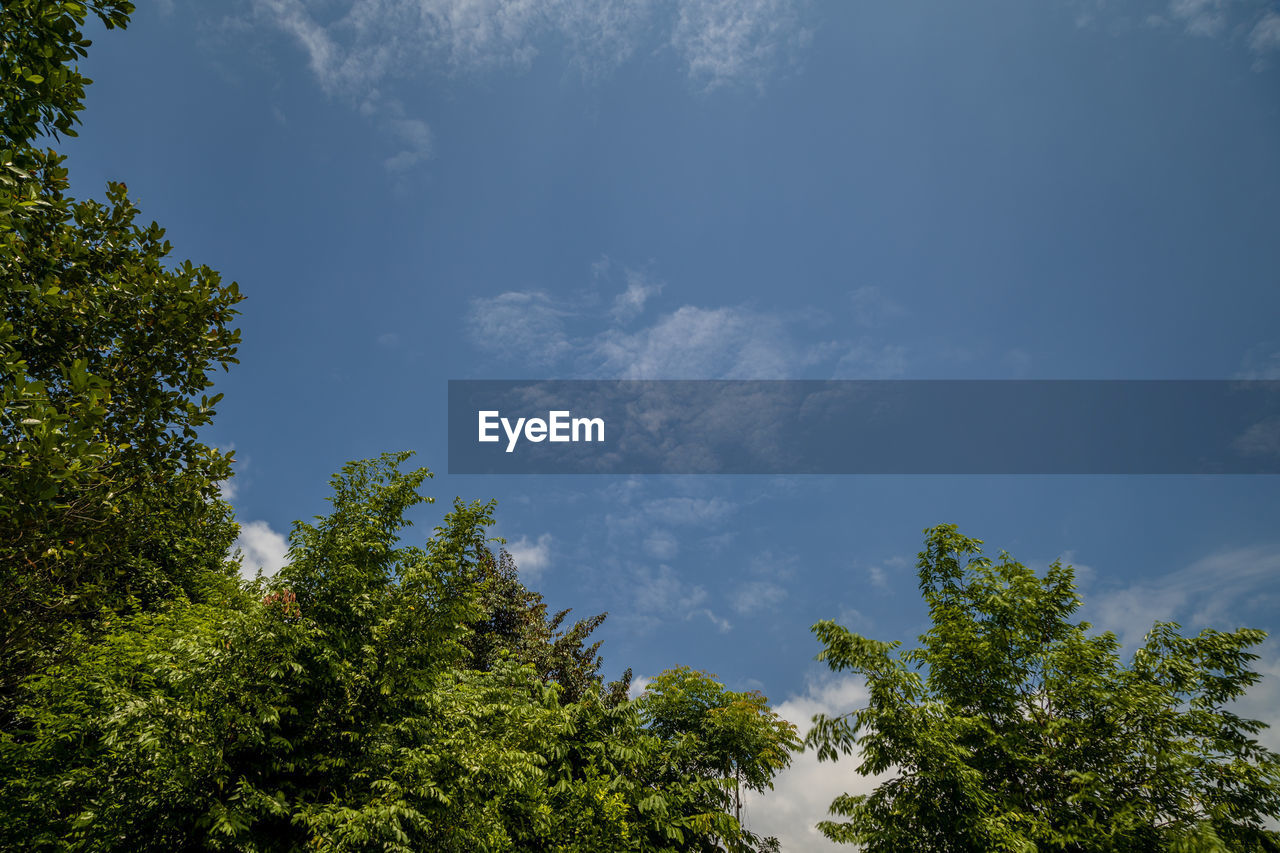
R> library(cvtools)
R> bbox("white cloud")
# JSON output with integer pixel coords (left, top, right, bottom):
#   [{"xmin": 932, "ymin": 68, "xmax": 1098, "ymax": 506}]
[
  {"xmin": 1076, "ymin": 0, "xmax": 1279, "ymax": 69},
  {"xmin": 1088, "ymin": 544, "xmax": 1280, "ymax": 647},
  {"xmin": 642, "ymin": 495, "xmax": 736, "ymax": 525},
  {"xmin": 864, "ymin": 554, "xmax": 909, "ymax": 591},
  {"xmin": 730, "ymin": 579, "xmax": 786, "ymax": 615},
  {"xmin": 745, "ymin": 638, "xmax": 1280, "ymax": 847},
  {"xmin": 506, "ymin": 532, "xmax": 553, "ymax": 579},
  {"xmin": 867, "ymin": 564, "xmax": 887, "ymax": 590},
  {"xmin": 634, "ymin": 563, "xmax": 708, "ymax": 614},
  {"xmin": 383, "ymin": 116, "xmax": 432, "ymax": 172},
  {"xmin": 234, "ymin": 520, "xmax": 290, "ymax": 579},
  {"xmin": 468, "ymin": 260, "xmax": 911, "ymax": 380},
  {"xmin": 744, "ymin": 546, "xmax": 1280, "ymax": 848},
  {"xmin": 1250, "ymin": 11, "xmax": 1280, "ymax": 60},
  {"xmin": 693, "ymin": 606, "xmax": 734, "ymax": 632},
  {"xmin": 643, "ymin": 530, "xmax": 680, "ymax": 559},
  {"xmin": 1169, "ymin": 0, "xmax": 1227, "ymax": 37},
  {"xmin": 252, "ymin": 0, "xmax": 812, "ymax": 96},
  {"xmin": 467, "ymin": 291, "xmax": 574, "ymax": 366},
  {"xmin": 670, "ymin": 0, "xmax": 811, "ymax": 91},
  {"xmin": 217, "ymin": 476, "xmax": 239, "ymax": 502},
  {"xmin": 628, "ymin": 673, "xmax": 653, "ymax": 698},
  {"xmin": 742, "ymin": 675, "xmax": 886, "ymax": 852},
  {"xmin": 593, "ymin": 305, "xmax": 829, "ymax": 379},
  {"xmin": 610, "ymin": 269, "xmax": 663, "ymax": 323},
  {"xmin": 831, "ymin": 342, "xmax": 908, "ymax": 379},
  {"xmin": 626, "ymin": 563, "xmax": 732, "ymax": 631},
  {"xmin": 1234, "ymin": 639, "xmax": 1280, "ymax": 753},
  {"xmin": 254, "ymin": 0, "xmax": 346, "ymax": 89},
  {"xmin": 1234, "ymin": 417, "xmax": 1280, "ymax": 458}
]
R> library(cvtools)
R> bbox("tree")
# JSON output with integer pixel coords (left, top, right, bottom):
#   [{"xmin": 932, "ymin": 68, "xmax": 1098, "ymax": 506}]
[
  {"xmin": 637, "ymin": 666, "xmax": 800, "ymax": 851},
  {"xmin": 806, "ymin": 525, "xmax": 1280, "ymax": 851},
  {"xmin": 467, "ymin": 546, "xmax": 632, "ymax": 705},
  {"xmin": 1, "ymin": 0, "xmax": 243, "ymax": 709},
  {"xmin": 1, "ymin": 454, "xmax": 792, "ymax": 852}
]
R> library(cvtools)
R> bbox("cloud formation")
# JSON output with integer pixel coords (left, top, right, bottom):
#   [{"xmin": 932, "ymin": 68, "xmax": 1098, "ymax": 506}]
[
  {"xmin": 234, "ymin": 519, "xmax": 291, "ymax": 578},
  {"xmin": 252, "ymin": 0, "xmax": 812, "ymax": 95},
  {"xmin": 505, "ymin": 532, "xmax": 553, "ymax": 579},
  {"xmin": 742, "ymin": 675, "xmax": 885, "ymax": 852},
  {"xmin": 1088, "ymin": 543, "xmax": 1280, "ymax": 646},
  {"xmin": 467, "ymin": 263, "xmax": 910, "ymax": 380},
  {"xmin": 1078, "ymin": 0, "xmax": 1280, "ymax": 65}
]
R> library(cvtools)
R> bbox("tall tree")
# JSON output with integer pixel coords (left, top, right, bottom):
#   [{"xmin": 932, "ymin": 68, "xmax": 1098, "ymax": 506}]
[
  {"xmin": 637, "ymin": 666, "xmax": 800, "ymax": 850},
  {"xmin": 467, "ymin": 546, "xmax": 631, "ymax": 705},
  {"xmin": 1, "ymin": 0, "xmax": 243, "ymax": 708},
  {"xmin": 806, "ymin": 525, "xmax": 1280, "ymax": 852},
  {"xmin": 1, "ymin": 453, "xmax": 795, "ymax": 852}
]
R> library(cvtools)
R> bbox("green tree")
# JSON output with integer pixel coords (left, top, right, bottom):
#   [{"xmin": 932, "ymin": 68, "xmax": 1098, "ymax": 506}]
[
  {"xmin": 637, "ymin": 666, "xmax": 800, "ymax": 851},
  {"xmin": 806, "ymin": 525, "xmax": 1280, "ymax": 852},
  {"xmin": 1, "ymin": 0, "xmax": 243, "ymax": 708},
  {"xmin": 1, "ymin": 454, "xmax": 790, "ymax": 852},
  {"xmin": 467, "ymin": 546, "xmax": 632, "ymax": 705}
]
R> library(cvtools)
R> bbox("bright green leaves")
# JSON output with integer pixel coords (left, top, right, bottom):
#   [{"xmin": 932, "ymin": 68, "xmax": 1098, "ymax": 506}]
[
  {"xmin": 2, "ymin": 454, "xmax": 796, "ymax": 851},
  {"xmin": 806, "ymin": 525, "xmax": 1280, "ymax": 851},
  {"xmin": 636, "ymin": 666, "xmax": 799, "ymax": 852}
]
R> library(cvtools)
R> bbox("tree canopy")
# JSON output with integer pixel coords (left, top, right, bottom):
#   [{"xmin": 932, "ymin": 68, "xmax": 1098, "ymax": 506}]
[
  {"xmin": 1, "ymin": 454, "xmax": 797, "ymax": 851},
  {"xmin": 806, "ymin": 525, "xmax": 1280, "ymax": 852},
  {"xmin": 1, "ymin": 5, "xmax": 797, "ymax": 849},
  {"xmin": 1, "ymin": 0, "xmax": 242, "ymax": 711}
]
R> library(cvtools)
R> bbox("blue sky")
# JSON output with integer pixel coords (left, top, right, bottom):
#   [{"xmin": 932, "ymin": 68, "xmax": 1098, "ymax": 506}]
[{"xmin": 69, "ymin": 1, "xmax": 1280, "ymax": 846}]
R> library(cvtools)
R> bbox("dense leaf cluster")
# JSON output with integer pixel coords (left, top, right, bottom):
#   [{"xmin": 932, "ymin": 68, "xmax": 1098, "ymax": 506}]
[
  {"xmin": 0, "ymin": 6, "xmax": 797, "ymax": 848},
  {"xmin": 807, "ymin": 525, "xmax": 1280, "ymax": 851},
  {"xmin": 2, "ymin": 0, "xmax": 242, "ymax": 709},
  {"xmin": 2, "ymin": 454, "xmax": 795, "ymax": 851}
]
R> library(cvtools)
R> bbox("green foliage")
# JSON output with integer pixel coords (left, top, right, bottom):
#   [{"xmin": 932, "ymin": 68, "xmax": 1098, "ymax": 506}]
[
  {"xmin": 1, "ymin": 0, "xmax": 133, "ymax": 149},
  {"xmin": 468, "ymin": 546, "xmax": 632, "ymax": 705},
  {"xmin": 1, "ymin": 0, "xmax": 243, "ymax": 707},
  {"xmin": 0, "ymin": 7, "xmax": 800, "ymax": 848},
  {"xmin": 806, "ymin": 524, "xmax": 1280, "ymax": 852},
  {"xmin": 1, "ymin": 455, "xmax": 788, "ymax": 851},
  {"xmin": 637, "ymin": 667, "xmax": 800, "ymax": 852}
]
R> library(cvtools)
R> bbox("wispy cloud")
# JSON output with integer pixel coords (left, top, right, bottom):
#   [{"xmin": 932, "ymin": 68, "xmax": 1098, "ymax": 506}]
[
  {"xmin": 1088, "ymin": 544, "xmax": 1280, "ymax": 646},
  {"xmin": 383, "ymin": 115, "xmax": 432, "ymax": 173},
  {"xmin": 670, "ymin": 0, "xmax": 812, "ymax": 92},
  {"xmin": 1079, "ymin": 0, "xmax": 1280, "ymax": 67},
  {"xmin": 864, "ymin": 554, "xmax": 910, "ymax": 591},
  {"xmin": 610, "ymin": 268, "xmax": 663, "ymax": 324},
  {"xmin": 251, "ymin": 0, "xmax": 812, "ymax": 96},
  {"xmin": 467, "ymin": 290, "xmax": 575, "ymax": 366},
  {"xmin": 731, "ymin": 579, "xmax": 786, "ymax": 615},
  {"xmin": 1169, "ymin": 0, "xmax": 1228, "ymax": 37},
  {"xmin": 631, "ymin": 563, "xmax": 733, "ymax": 631},
  {"xmin": 467, "ymin": 263, "xmax": 911, "ymax": 380},
  {"xmin": 1250, "ymin": 11, "xmax": 1280, "ymax": 65},
  {"xmin": 628, "ymin": 673, "xmax": 653, "ymax": 698}
]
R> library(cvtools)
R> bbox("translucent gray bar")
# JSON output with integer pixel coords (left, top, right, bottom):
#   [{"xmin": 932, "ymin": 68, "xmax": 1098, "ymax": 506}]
[{"xmin": 447, "ymin": 380, "xmax": 1280, "ymax": 474}]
